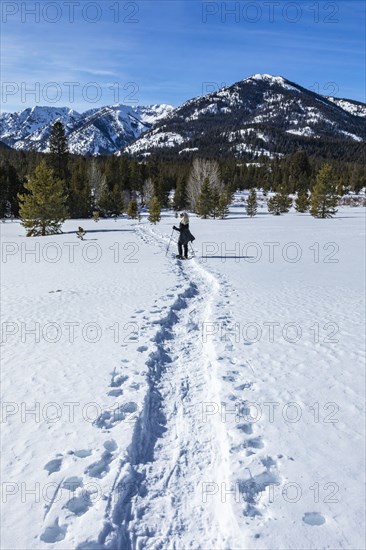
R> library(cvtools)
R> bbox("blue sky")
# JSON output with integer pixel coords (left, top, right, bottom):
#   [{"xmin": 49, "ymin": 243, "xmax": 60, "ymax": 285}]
[{"xmin": 1, "ymin": 0, "xmax": 365, "ymax": 112}]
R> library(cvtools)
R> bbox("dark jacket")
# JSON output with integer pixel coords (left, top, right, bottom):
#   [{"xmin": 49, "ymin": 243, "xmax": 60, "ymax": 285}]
[{"xmin": 174, "ymin": 223, "xmax": 195, "ymax": 245}]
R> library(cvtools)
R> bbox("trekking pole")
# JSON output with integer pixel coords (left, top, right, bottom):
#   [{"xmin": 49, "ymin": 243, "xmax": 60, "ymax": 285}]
[{"xmin": 166, "ymin": 228, "xmax": 174, "ymax": 256}]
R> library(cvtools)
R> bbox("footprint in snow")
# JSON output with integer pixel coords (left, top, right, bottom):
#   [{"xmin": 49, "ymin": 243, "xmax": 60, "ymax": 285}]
[
  {"xmin": 45, "ymin": 449, "xmax": 94, "ymax": 479},
  {"xmin": 94, "ymin": 402, "xmax": 138, "ymax": 429},
  {"xmin": 237, "ymin": 423, "xmax": 253, "ymax": 435},
  {"xmin": 137, "ymin": 345, "xmax": 148, "ymax": 352},
  {"xmin": 108, "ymin": 389, "xmax": 123, "ymax": 397},
  {"xmin": 230, "ymin": 438, "xmax": 264, "ymax": 456},
  {"xmin": 235, "ymin": 383, "xmax": 253, "ymax": 391},
  {"xmin": 62, "ymin": 477, "xmax": 83, "ymax": 491},
  {"xmin": 110, "ymin": 374, "xmax": 128, "ymax": 388},
  {"xmin": 241, "ymin": 469, "xmax": 280, "ymax": 516},
  {"xmin": 233, "ymin": 436, "xmax": 264, "ymax": 454},
  {"xmin": 85, "ymin": 451, "xmax": 112, "ymax": 478},
  {"xmin": 40, "ymin": 517, "xmax": 67, "ymax": 543},
  {"xmin": 303, "ymin": 512, "xmax": 326, "ymax": 526},
  {"xmin": 261, "ymin": 456, "xmax": 277, "ymax": 469},
  {"xmin": 104, "ymin": 439, "xmax": 118, "ymax": 452},
  {"xmin": 44, "ymin": 457, "xmax": 63, "ymax": 475},
  {"xmin": 223, "ymin": 375, "xmax": 235, "ymax": 382},
  {"xmin": 72, "ymin": 449, "xmax": 92, "ymax": 459},
  {"xmin": 84, "ymin": 440, "xmax": 117, "ymax": 479},
  {"xmin": 65, "ymin": 492, "xmax": 93, "ymax": 516},
  {"xmin": 245, "ymin": 437, "xmax": 264, "ymax": 449}
]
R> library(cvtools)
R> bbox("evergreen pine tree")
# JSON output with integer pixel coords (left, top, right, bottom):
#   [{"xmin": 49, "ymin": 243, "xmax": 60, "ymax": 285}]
[
  {"xmin": 196, "ymin": 177, "xmax": 213, "ymax": 219},
  {"xmin": 0, "ymin": 160, "xmax": 23, "ymax": 217},
  {"xmin": 349, "ymin": 165, "xmax": 366, "ymax": 194},
  {"xmin": 295, "ymin": 191, "xmax": 310, "ymax": 213},
  {"xmin": 49, "ymin": 121, "xmax": 69, "ymax": 182},
  {"xmin": 267, "ymin": 194, "xmax": 282, "ymax": 215},
  {"xmin": 217, "ymin": 190, "xmax": 231, "ymax": 219},
  {"xmin": 278, "ymin": 186, "xmax": 292, "ymax": 213},
  {"xmin": 211, "ymin": 187, "xmax": 221, "ymax": 219},
  {"xmin": 98, "ymin": 156, "xmax": 124, "ymax": 216},
  {"xmin": 153, "ymin": 172, "xmax": 170, "ymax": 209},
  {"xmin": 119, "ymin": 154, "xmax": 131, "ymax": 192},
  {"xmin": 129, "ymin": 160, "xmax": 142, "ymax": 193},
  {"xmin": 288, "ymin": 150, "xmax": 311, "ymax": 193},
  {"xmin": 246, "ymin": 188, "xmax": 258, "ymax": 217},
  {"xmin": 148, "ymin": 196, "xmax": 161, "ymax": 224},
  {"xmin": 310, "ymin": 164, "xmax": 339, "ymax": 218},
  {"xmin": 267, "ymin": 187, "xmax": 292, "ymax": 215},
  {"xmin": 99, "ymin": 181, "xmax": 124, "ymax": 216},
  {"xmin": 68, "ymin": 162, "xmax": 93, "ymax": 218},
  {"xmin": 173, "ymin": 175, "xmax": 188, "ymax": 211},
  {"xmin": 127, "ymin": 200, "xmax": 139, "ymax": 219},
  {"xmin": 18, "ymin": 160, "xmax": 68, "ymax": 236}
]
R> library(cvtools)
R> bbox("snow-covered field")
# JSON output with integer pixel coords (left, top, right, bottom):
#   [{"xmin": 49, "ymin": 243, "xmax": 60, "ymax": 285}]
[{"xmin": 1, "ymin": 204, "xmax": 365, "ymax": 550}]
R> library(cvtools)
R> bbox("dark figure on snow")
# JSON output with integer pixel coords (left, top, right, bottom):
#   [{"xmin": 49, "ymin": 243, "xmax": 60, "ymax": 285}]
[{"xmin": 173, "ymin": 212, "xmax": 195, "ymax": 259}]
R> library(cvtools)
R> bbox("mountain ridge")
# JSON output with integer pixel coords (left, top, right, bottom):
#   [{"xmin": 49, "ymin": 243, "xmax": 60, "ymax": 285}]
[
  {"xmin": 0, "ymin": 104, "xmax": 174, "ymax": 156},
  {"xmin": 125, "ymin": 74, "xmax": 365, "ymax": 161},
  {"xmin": 0, "ymin": 74, "xmax": 365, "ymax": 160}
]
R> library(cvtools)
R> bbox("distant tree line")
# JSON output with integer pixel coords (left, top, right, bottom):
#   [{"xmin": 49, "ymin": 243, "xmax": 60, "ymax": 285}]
[{"xmin": 0, "ymin": 122, "xmax": 365, "ymax": 230}]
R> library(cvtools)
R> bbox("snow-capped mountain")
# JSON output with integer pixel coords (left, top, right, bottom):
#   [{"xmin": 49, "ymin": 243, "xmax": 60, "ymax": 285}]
[
  {"xmin": 125, "ymin": 74, "xmax": 366, "ymax": 160},
  {"xmin": 1, "ymin": 75, "xmax": 365, "ymax": 159},
  {"xmin": 0, "ymin": 104, "xmax": 174, "ymax": 156}
]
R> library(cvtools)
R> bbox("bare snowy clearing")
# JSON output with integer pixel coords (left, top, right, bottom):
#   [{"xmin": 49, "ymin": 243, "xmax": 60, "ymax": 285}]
[{"xmin": 1, "ymin": 205, "xmax": 365, "ymax": 549}]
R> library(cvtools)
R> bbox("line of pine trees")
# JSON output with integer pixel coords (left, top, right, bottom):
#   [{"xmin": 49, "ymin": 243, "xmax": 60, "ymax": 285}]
[
  {"xmin": 1, "ymin": 122, "xmax": 364, "ymax": 234},
  {"xmin": 251, "ymin": 164, "xmax": 340, "ymax": 219},
  {"xmin": 1, "ymin": 137, "xmax": 365, "ymax": 222}
]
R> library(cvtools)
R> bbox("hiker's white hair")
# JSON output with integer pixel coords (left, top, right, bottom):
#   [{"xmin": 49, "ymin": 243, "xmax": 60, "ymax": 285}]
[{"xmin": 179, "ymin": 212, "xmax": 189, "ymax": 224}]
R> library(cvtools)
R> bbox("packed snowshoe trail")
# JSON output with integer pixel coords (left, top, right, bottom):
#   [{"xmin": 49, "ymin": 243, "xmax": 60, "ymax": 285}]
[{"xmin": 83, "ymin": 225, "xmax": 266, "ymax": 550}]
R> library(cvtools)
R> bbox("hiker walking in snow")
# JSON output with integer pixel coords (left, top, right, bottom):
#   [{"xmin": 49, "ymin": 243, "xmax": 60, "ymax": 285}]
[{"xmin": 173, "ymin": 212, "xmax": 195, "ymax": 259}]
